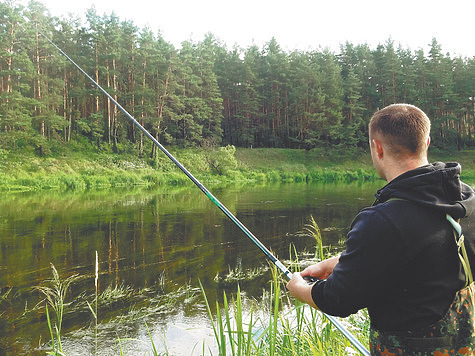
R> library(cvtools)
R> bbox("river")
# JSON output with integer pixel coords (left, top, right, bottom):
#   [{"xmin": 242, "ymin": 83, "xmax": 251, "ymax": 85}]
[{"xmin": 0, "ymin": 181, "xmax": 388, "ymax": 355}]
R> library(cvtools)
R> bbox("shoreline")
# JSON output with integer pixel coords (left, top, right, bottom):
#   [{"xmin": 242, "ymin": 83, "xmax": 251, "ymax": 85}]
[{"xmin": 0, "ymin": 147, "xmax": 473, "ymax": 193}]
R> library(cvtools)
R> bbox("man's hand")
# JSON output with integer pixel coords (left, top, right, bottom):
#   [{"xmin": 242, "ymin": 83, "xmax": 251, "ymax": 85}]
[
  {"xmin": 286, "ymin": 272, "xmax": 318, "ymax": 308},
  {"xmin": 286, "ymin": 256, "xmax": 340, "ymax": 309},
  {"xmin": 300, "ymin": 255, "xmax": 339, "ymax": 280}
]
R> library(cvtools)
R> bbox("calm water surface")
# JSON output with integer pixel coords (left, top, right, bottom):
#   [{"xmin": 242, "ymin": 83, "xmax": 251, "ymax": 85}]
[{"xmin": 0, "ymin": 182, "xmax": 384, "ymax": 355}]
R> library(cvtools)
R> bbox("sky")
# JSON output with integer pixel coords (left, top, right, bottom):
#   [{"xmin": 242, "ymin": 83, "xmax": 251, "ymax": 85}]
[{"xmin": 32, "ymin": 0, "xmax": 475, "ymax": 57}]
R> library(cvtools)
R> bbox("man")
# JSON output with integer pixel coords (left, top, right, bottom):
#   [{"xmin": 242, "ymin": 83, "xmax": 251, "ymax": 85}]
[{"xmin": 286, "ymin": 103, "xmax": 475, "ymax": 355}]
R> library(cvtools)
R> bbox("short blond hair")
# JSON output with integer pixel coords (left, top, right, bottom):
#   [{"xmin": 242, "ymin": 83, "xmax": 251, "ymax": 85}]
[{"xmin": 369, "ymin": 104, "xmax": 430, "ymax": 155}]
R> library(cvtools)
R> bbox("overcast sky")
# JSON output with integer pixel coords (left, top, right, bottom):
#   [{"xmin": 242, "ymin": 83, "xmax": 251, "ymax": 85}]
[{"xmin": 32, "ymin": 0, "xmax": 475, "ymax": 57}]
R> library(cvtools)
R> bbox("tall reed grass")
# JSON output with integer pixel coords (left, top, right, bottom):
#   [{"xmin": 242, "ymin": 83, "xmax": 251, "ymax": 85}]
[
  {"xmin": 35, "ymin": 263, "xmax": 80, "ymax": 355},
  {"xmin": 37, "ymin": 242, "xmax": 369, "ymax": 355},
  {"xmin": 200, "ymin": 265, "xmax": 368, "ymax": 355}
]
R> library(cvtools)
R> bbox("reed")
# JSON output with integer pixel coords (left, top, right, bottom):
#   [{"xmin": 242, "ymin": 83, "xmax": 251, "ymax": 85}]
[
  {"xmin": 85, "ymin": 251, "xmax": 99, "ymax": 355},
  {"xmin": 146, "ymin": 323, "xmax": 162, "ymax": 356},
  {"xmin": 35, "ymin": 263, "xmax": 79, "ymax": 355},
  {"xmin": 200, "ymin": 265, "xmax": 369, "ymax": 355},
  {"xmin": 298, "ymin": 215, "xmax": 324, "ymax": 261}
]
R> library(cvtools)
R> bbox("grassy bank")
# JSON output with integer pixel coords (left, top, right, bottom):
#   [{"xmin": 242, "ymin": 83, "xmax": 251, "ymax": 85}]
[
  {"xmin": 0, "ymin": 145, "xmax": 473, "ymax": 192},
  {"xmin": 235, "ymin": 147, "xmax": 475, "ymax": 180}
]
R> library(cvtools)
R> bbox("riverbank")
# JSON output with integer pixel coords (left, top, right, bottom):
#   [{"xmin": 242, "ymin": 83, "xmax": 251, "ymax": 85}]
[{"xmin": 0, "ymin": 146, "xmax": 473, "ymax": 192}]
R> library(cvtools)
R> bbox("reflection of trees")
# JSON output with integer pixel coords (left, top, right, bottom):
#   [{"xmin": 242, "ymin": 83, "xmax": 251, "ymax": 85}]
[
  {"xmin": 0, "ymin": 183, "xmax": 379, "ymax": 292},
  {"xmin": 106, "ymin": 221, "xmax": 120, "ymax": 284}
]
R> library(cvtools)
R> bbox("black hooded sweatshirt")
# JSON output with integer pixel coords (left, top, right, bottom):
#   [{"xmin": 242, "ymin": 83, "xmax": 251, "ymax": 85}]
[{"xmin": 311, "ymin": 162, "xmax": 475, "ymax": 331}]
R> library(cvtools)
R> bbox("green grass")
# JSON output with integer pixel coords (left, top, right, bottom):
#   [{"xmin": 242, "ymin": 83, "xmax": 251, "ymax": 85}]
[
  {"xmin": 235, "ymin": 147, "xmax": 374, "ymax": 171},
  {"xmin": 0, "ymin": 147, "xmax": 377, "ymax": 192},
  {"xmin": 200, "ymin": 266, "xmax": 369, "ymax": 356},
  {"xmin": 1, "ymin": 144, "xmax": 473, "ymax": 192}
]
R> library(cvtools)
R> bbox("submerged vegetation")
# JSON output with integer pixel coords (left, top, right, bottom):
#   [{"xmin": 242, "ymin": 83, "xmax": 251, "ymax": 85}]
[
  {"xmin": 214, "ymin": 258, "xmax": 269, "ymax": 285},
  {"xmin": 33, "ymin": 260, "xmax": 202, "ymax": 355}
]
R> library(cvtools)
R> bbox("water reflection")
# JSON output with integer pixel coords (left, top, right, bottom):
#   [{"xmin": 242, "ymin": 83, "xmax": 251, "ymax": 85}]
[{"xmin": 0, "ymin": 182, "xmax": 384, "ymax": 354}]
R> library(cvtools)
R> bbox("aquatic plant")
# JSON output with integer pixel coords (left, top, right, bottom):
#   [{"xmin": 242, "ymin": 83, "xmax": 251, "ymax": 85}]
[
  {"xmin": 35, "ymin": 263, "xmax": 80, "ymax": 355},
  {"xmin": 0, "ymin": 286, "xmax": 12, "ymax": 302},
  {"xmin": 214, "ymin": 258, "xmax": 269, "ymax": 284},
  {"xmin": 35, "ymin": 252, "xmax": 369, "ymax": 355},
  {"xmin": 86, "ymin": 251, "xmax": 99, "ymax": 355},
  {"xmin": 295, "ymin": 215, "xmax": 328, "ymax": 261}
]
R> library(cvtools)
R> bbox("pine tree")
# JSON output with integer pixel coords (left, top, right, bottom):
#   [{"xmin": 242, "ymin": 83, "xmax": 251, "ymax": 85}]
[
  {"xmin": 24, "ymin": 1, "xmax": 62, "ymax": 143},
  {"xmin": 0, "ymin": 1, "xmax": 36, "ymax": 143},
  {"xmin": 338, "ymin": 43, "xmax": 366, "ymax": 148},
  {"xmin": 195, "ymin": 34, "xmax": 224, "ymax": 143}
]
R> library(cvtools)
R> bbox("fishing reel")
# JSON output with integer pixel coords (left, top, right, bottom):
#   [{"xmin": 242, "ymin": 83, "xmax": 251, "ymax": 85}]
[{"xmin": 303, "ymin": 276, "xmax": 319, "ymax": 284}]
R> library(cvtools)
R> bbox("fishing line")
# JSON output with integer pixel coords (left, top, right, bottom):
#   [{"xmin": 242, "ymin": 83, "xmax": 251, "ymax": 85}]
[{"xmin": 32, "ymin": 24, "xmax": 370, "ymax": 356}]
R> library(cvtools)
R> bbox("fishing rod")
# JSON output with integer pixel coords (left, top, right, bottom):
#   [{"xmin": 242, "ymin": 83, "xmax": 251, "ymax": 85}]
[{"xmin": 35, "ymin": 26, "xmax": 370, "ymax": 356}]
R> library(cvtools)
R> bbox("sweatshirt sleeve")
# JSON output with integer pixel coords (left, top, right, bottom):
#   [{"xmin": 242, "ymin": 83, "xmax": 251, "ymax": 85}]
[{"xmin": 310, "ymin": 207, "xmax": 404, "ymax": 317}]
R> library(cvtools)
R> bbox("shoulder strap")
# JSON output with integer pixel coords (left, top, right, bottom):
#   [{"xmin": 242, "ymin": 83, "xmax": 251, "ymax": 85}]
[{"xmin": 446, "ymin": 214, "xmax": 473, "ymax": 287}]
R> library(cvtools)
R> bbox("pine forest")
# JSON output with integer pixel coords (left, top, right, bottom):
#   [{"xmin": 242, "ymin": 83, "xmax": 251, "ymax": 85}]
[{"xmin": 1, "ymin": 1, "xmax": 474, "ymax": 159}]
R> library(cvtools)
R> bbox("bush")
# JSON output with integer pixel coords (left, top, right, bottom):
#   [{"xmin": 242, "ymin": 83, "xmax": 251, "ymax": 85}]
[
  {"xmin": 205, "ymin": 145, "xmax": 238, "ymax": 175},
  {"xmin": 265, "ymin": 170, "xmax": 281, "ymax": 182}
]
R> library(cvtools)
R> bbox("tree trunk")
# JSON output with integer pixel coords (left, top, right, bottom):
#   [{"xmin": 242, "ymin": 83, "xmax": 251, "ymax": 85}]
[
  {"xmin": 151, "ymin": 65, "xmax": 171, "ymax": 158},
  {"xmin": 139, "ymin": 57, "xmax": 146, "ymax": 158},
  {"xmin": 5, "ymin": 21, "xmax": 15, "ymax": 94},
  {"xmin": 106, "ymin": 61, "xmax": 111, "ymax": 144},
  {"xmin": 112, "ymin": 58, "xmax": 118, "ymax": 152},
  {"xmin": 63, "ymin": 68, "xmax": 70, "ymax": 142},
  {"xmin": 94, "ymin": 42, "xmax": 100, "ymax": 113},
  {"xmin": 129, "ymin": 53, "xmax": 136, "ymax": 142},
  {"xmin": 35, "ymin": 25, "xmax": 44, "ymax": 136}
]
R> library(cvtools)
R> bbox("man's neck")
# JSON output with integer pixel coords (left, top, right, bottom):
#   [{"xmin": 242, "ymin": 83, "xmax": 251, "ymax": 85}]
[{"xmin": 385, "ymin": 156, "xmax": 429, "ymax": 182}]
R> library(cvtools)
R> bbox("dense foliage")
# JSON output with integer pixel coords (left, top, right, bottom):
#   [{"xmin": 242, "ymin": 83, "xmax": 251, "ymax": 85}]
[{"xmin": 1, "ymin": 1, "xmax": 474, "ymax": 157}]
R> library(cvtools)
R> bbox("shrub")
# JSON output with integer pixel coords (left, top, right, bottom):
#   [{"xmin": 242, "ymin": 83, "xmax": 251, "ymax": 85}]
[{"xmin": 205, "ymin": 145, "xmax": 238, "ymax": 175}]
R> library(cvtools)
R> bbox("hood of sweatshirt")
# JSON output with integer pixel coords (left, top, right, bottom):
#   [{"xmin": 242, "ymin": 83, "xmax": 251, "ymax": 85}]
[{"xmin": 374, "ymin": 162, "xmax": 475, "ymax": 219}]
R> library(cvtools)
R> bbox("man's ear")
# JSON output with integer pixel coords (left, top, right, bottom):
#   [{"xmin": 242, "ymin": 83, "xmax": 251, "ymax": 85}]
[
  {"xmin": 426, "ymin": 136, "xmax": 430, "ymax": 147},
  {"xmin": 372, "ymin": 139, "xmax": 384, "ymax": 158}
]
